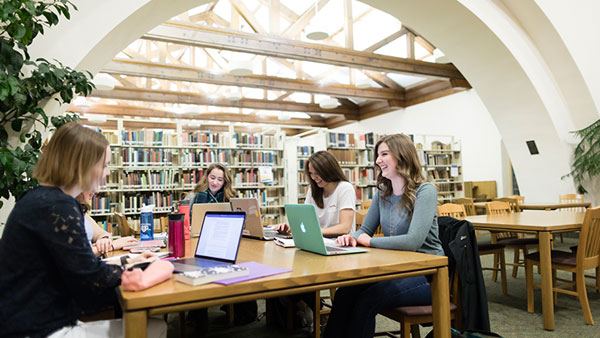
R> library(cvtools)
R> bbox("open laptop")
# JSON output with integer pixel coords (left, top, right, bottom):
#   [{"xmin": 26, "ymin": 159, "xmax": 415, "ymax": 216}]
[
  {"xmin": 284, "ymin": 204, "xmax": 368, "ymax": 255},
  {"xmin": 231, "ymin": 197, "xmax": 291, "ymax": 240},
  {"xmin": 190, "ymin": 202, "xmax": 232, "ymax": 237},
  {"xmin": 171, "ymin": 211, "xmax": 246, "ymax": 272}
]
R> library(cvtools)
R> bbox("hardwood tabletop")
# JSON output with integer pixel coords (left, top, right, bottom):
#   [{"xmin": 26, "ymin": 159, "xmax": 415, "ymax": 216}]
[
  {"xmin": 118, "ymin": 238, "xmax": 448, "ymax": 312},
  {"xmin": 466, "ymin": 210, "xmax": 585, "ymax": 232}
]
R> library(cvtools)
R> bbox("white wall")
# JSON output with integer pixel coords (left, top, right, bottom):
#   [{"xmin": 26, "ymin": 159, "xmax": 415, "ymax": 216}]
[{"xmin": 332, "ymin": 90, "xmax": 509, "ymax": 196}]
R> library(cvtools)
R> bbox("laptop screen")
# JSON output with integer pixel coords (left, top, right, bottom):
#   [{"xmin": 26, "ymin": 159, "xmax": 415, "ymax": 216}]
[{"xmin": 195, "ymin": 212, "xmax": 246, "ymax": 262}]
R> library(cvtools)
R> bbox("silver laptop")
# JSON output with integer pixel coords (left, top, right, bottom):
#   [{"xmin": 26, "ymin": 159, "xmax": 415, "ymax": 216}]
[
  {"xmin": 171, "ymin": 211, "xmax": 246, "ymax": 273},
  {"xmin": 284, "ymin": 204, "xmax": 368, "ymax": 255},
  {"xmin": 190, "ymin": 202, "xmax": 232, "ymax": 237},
  {"xmin": 230, "ymin": 197, "xmax": 291, "ymax": 240}
]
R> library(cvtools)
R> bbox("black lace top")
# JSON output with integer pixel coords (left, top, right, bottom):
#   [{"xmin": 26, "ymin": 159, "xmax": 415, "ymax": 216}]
[{"xmin": 0, "ymin": 186, "xmax": 123, "ymax": 337}]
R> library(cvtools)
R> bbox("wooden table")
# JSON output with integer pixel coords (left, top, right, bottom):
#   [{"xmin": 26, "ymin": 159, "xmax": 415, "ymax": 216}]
[
  {"xmin": 117, "ymin": 239, "xmax": 450, "ymax": 338},
  {"xmin": 473, "ymin": 202, "xmax": 590, "ymax": 212},
  {"xmin": 519, "ymin": 202, "xmax": 591, "ymax": 211},
  {"xmin": 466, "ymin": 211, "xmax": 585, "ymax": 330}
]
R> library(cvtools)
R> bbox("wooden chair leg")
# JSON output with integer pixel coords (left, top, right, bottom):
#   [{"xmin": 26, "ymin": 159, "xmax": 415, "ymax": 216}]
[
  {"xmin": 512, "ymin": 248, "xmax": 520, "ymax": 278},
  {"xmin": 596, "ymin": 267, "xmax": 600, "ymax": 294},
  {"xmin": 526, "ymin": 259, "xmax": 534, "ymax": 313},
  {"xmin": 410, "ymin": 324, "xmax": 421, "ymax": 338},
  {"xmin": 576, "ymin": 271, "xmax": 594, "ymax": 325},
  {"xmin": 179, "ymin": 311, "xmax": 186, "ymax": 338},
  {"xmin": 492, "ymin": 253, "xmax": 499, "ymax": 282},
  {"xmin": 499, "ymin": 249, "xmax": 508, "ymax": 295},
  {"xmin": 227, "ymin": 304, "xmax": 235, "ymax": 327},
  {"xmin": 400, "ymin": 319, "xmax": 411, "ymax": 338},
  {"xmin": 552, "ymin": 270, "xmax": 558, "ymax": 304},
  {"xmin": 314, "ymin": 291, "xmax": 321, "ymax": 338}
]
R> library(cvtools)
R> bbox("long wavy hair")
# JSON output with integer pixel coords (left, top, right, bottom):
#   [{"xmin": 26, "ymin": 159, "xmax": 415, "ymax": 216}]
[
  {"xmin": 305, "ymin": 150, "xmax": 349, "ymax": 209},
  {"xmin": 375, "ymin": 134, "xmax": 425, "ymax": 216},
  {"xmin": 192, "ymin": 163, "xmax": 236, "ymax": 202}
]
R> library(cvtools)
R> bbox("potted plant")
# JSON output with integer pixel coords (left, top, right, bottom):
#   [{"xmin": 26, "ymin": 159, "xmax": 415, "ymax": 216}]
[
  {"xmin": 564, "ymin": 118, "xmax": 600, "ymax": 194},
  {"xmin": 0, "ymin": 0, "xmax": 95, "ymax": 210}
]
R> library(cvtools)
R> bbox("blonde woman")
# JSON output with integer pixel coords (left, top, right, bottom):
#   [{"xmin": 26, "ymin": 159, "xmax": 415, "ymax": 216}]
[
  {"xmin": 324, "ymin": 134, "xmax": 443, "ymax": 338},
  {"xmin": 191, "ymin": 163, "xmax": 236, "ymax": 204},
  {"xmin": 0, "ymin": 123, "xmax": 163, "ymax": 337}
]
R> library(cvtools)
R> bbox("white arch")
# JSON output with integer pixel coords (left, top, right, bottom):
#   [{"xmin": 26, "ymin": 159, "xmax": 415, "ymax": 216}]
[{"xmin": 26, "ymin": 0, "xmax": 599, "ymax": 203}]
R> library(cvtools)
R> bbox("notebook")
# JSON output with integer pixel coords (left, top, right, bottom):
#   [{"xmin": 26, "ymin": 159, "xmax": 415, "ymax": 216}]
[
  {"xmin": 230, "ymin": 197, "xmax": 290, "ymax": 240},
  {"xmin": 171, "ymin": 211, "xmax": 246, "ymax": 273},
  {"xmin": 190, "ymin": 202, "xmax": 232, "ymax": 237},
  {"xmin": 284, "ymin": 204, "xmax": 368, "ymax": 256}
]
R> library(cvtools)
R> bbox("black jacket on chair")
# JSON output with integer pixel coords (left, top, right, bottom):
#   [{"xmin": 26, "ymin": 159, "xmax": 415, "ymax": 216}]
[{"xmin": 438, "ymin": 216, "xmax": 490, "ymax": 332}]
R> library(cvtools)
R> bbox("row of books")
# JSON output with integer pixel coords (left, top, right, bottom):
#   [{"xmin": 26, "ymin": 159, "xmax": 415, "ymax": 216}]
[
  {"xmin": 234, "ymin": 169, "xmax": 259, "ymax": 185},
  {"xmin": 298, "ymin": 159, "xmax": 307, "ymax": 171},
  {"xmin": 328, "ymin": 149, "xmax": 358, "ymax": 165},
  {"xmin": 356, "ymin": 186, "xmax": 376, "ymax": 202},
  {"xmin": 120, "ymin": 148, "xmax": 175, "ymax": 166},
  {"xmin": 427, "ymin": 168, "xmax": 453, "ymax": 180},
  {"xmin": 122, "ymin": 170, "xmax": 178, "ymax": 189},
  {"xmin": 96, "ymin": 219, "xmax": 112, "ymax": 233},
  {"xmin": 232, "ymin": 132, "xmax": 280, "ymax": 148},
  {"xmin": 328, "ymin": 132, "xmax": 356, "ymax": 148},
  {"xmin": 90, "ymin": 196, "xmax": 111, "ymax": 213},
  {"xmin": 181, "ymin": 170, "xmax": 204, "ymax": 187},
  {"xmin": 123, "ymin": 192, "xmax": 174, "ymax": 212},
  {"xmin": 121, "ymin": 130, "xmax": 178, "ymax": 146},
  {"xmin": 436, "ymin": 182, "xmax": 463, "ymax": 192},
  {"xmin": 181, "ymin": 149, "xmax": 230, "ymax": 166},
  {"xmin": 359, "ymin": 168, "xmax": 376, "ymax": 185},
  {"xmin": 342, "ymin": 168, "xmax": 359, "ymax": 184},
  {"xmin": 419, "ymin": 152, "xmax": 452, "ymax": 166},
  {"xmin": 181, "ymin": 131, "xmax": 226, "ymax": 147},
  {"xmin": 103, "ymin": 132, "xmax": 119, "ymax": 145},
  {"xmin": 297, "ymin": 145, "xmax": 314, "ymax": 156},
  {"xmin": 234, "ymin": 151, "xmax": 279, "ymax": 165}
]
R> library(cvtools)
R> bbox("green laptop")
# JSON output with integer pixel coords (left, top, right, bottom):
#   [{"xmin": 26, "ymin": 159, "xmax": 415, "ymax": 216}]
[{"xmin": 284, "ymin": 204, "xmax": 368, "ymax": 255}]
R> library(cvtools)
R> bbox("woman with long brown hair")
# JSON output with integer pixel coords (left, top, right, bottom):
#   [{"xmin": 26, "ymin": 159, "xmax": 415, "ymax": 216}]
[
  {"xmin": 324, "ymin": 134, "xmax": 443, "ymax": 338},
  {"xmin": 276, "ymin": 150, "xmax": 356, "ymax": 238},
  {"xmin": 191, "ymin": 163, "xmax": 236, "ymax": 204}
]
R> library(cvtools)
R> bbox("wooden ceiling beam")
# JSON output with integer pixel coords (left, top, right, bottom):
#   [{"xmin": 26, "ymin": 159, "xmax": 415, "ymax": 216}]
[
  {"xmin": 102, "ymin": 59, "xmax": 405, "ymax": 100},
  {"xmin": 143, "ymin": 22, "xmax": 467, "ymax": 80},
  {"xmin": 230, "ymin": 0, "xmax": 267, "ymax": 34},
  {"xmin": 256, "ymin": 0, "xmax": 299, "ymax": 23},
  {"xmin": 281, "ymin": 0, "xmax": 330, "ymax": 39},
  {"xmin": 90, "ymin": 86, "xmax": 360, "ymax": 119},
  {"xmin": 363, "ymin": 28, "xmax": 407, "ymax": 53},
  {"xmin": 70, "ymin": 104, "xmax": 325, "ymax": 127}
]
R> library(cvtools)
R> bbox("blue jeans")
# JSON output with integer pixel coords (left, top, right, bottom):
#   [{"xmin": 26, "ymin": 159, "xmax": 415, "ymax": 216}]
[{"xmin": 323, "ymin": 276, "xmax": 432, "ymax": 338}]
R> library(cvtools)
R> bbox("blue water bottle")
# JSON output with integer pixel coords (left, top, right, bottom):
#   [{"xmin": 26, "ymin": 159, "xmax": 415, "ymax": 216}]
[{"xmin": 140, "ymin": 204, "xmax": 154, "ymax": 241}]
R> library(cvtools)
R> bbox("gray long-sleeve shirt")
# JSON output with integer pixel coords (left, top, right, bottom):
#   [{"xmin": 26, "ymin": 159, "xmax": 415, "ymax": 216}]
[{"xmin": 354, "ymin": 183, "xmax": 444, "ymax": 256}]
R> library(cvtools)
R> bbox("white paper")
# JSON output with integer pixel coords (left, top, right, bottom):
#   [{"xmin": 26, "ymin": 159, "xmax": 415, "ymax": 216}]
[{"xmin": 450, "ymin": 164, "xmax": 459, "ymax": 177}]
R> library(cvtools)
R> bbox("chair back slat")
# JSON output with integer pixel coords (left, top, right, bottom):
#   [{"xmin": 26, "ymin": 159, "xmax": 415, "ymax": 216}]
[
  {"xmin": 486, "ymin": 201, "xmax": 516, "ymax": 240},
  {"xmin": 581, "ymin": 207, "xmax": 600, "ymax": 260},
  {"xmin": 493, "ymin": 197, "xmax": 521, "ymax": 212},
  {"xmin": 455, "ymin": 197, "xmax": 476, "ymax": 216},
  {"xmin": 438, "ymin": 204, "xmax": 467, "ymax": 219},
  {"xmin": 559, "ymin": 194, "xmax": 585, "ymax": 212}
]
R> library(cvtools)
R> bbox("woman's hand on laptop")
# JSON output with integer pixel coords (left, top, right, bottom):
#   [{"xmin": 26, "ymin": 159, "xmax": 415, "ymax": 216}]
[
  {"xmin": 336, "ymin": 235, "xmax": 357, "ymax": 247},
  {"xmin": 274, "ymin": 223, "xmax": 291, "ymax": 236},
  {"xmin": 112, "ymin": 236, "xmax": 138, "ymax": 250}
]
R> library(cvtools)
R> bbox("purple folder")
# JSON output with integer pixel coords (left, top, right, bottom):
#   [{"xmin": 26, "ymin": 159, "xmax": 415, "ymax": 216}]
[{"xmin": 214, "ymin": 261, "xmax": 291, "ymax": 285}]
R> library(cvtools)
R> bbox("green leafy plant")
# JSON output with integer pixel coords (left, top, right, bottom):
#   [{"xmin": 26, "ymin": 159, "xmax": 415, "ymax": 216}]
[
  {"xmin": 564, "ymin": 118, "xmax": 600, "ymax": 194},
  {"xmin": 0, "ymin": 0, "xmax": 95, "ymax": 209}
]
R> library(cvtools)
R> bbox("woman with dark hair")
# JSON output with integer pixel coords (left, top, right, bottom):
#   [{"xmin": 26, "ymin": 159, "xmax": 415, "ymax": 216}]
[
  {"xmin": 275, "ymin": 150, "xmax": 357, "ymax": 333},
  {"xmin": 323, "ymin": 134, "xmax": 443, "ymax": 338},
  {"xmin": 277, "ymin": 150, "xmax": 356, "ymax": 237}
]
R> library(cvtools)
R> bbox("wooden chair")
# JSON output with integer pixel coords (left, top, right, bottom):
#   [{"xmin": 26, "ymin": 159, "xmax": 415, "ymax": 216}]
[
  {"xmin": 438, "ymin": 204, "xmax": 507, "ymax": 294},
  {"xmin": 493, "ymin": 197, "xmax": 522, "ymax": 213},
  {"xmin": 114, "ymin": 212, "xmax": 132, "ymax": 237},
  {"xmin": 508, "ymin": 195, "xmax": 525, "ymax": 204},
  {"xmin": 359, "ymin": 199, "xmax": 383, "ymax": 236},
  {"xmin": 486, "ymin": 201, "xmax": 538, "ymax": 279},
  {"xmin": 314, "ymin": 288, "xmax": 337, "ymax": 337},
  {"xmin": 525, "ymin": 206, "xmax": 600, "ymax": 325},
  {"xmin": 454, "ymin": 197, "xmax": 476, "ymax": 216},
  {"xmin": 559, "ymin": 194, "xmax": 585, "ymax": 212},
  {"xmin": 375, "ymin": 267, "xmax": 462, "ymax": 338}
]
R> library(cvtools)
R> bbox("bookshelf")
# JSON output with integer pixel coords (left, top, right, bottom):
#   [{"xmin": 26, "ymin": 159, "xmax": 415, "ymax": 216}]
[
  {"xmin": 297, "ymin": 145, "xmax": 315, "ymax": 203},
  {"xmin": 94, "ymin": 128, "xmax": 287, "ymax": 227}
]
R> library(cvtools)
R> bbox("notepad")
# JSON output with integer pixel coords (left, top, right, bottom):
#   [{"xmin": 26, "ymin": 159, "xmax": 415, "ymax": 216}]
[{"xmin": 213, "ymin": 261, "xmax": 291, "ymax": 285}]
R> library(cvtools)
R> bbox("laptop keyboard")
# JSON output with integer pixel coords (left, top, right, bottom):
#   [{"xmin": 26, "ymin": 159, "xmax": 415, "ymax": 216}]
[{"xmin": 326, "ymin": 246, "xmax": 347, "ymax": 252}]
